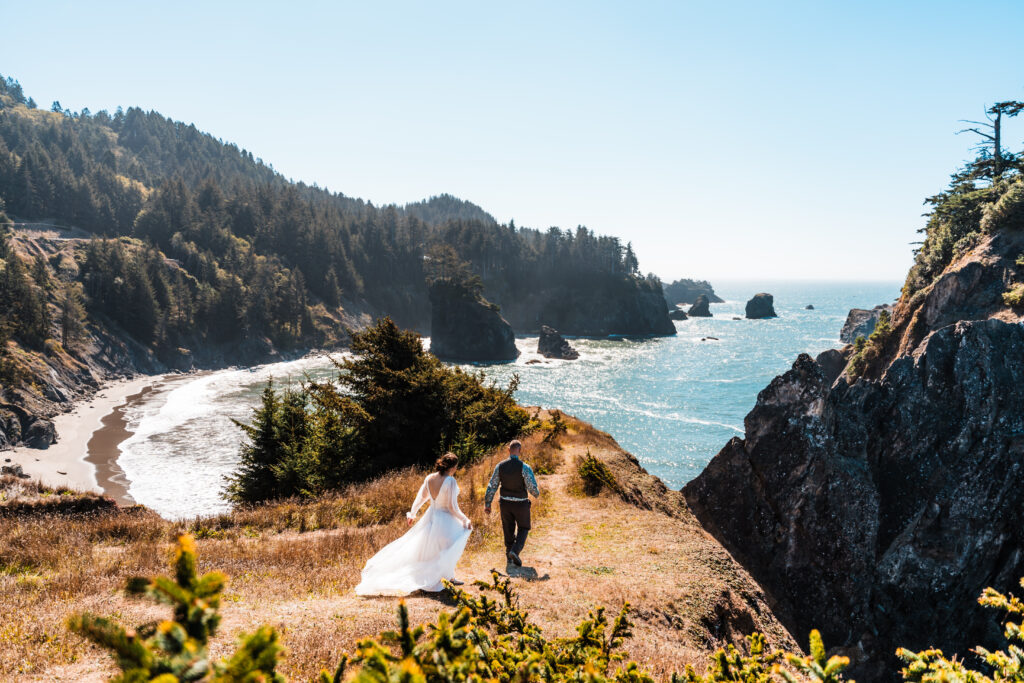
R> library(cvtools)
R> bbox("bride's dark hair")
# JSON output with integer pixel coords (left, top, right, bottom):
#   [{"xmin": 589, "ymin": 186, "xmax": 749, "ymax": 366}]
[{"xmin": 435, "ymin": 452, "xmax": 459, "ymax": 473}]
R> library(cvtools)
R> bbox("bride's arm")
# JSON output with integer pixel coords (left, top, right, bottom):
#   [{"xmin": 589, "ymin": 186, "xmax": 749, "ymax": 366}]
[
  {"xmin": 407, "ymin": 478, "xmax": 431, "ymax": 521},
  {"xmin": 442, "ymin": 478, "xmax": 472, "ymax": 528}
]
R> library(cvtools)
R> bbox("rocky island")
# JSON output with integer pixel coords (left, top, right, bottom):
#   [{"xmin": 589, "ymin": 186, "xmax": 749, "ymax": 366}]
[
  {"xmin": 428, "ymin": 279, "xmax": 518, "ymax": 361},
  {"xmin": 687, "ymin": 293, "xmax": 713, "ymax": 317},
  {"xmin": 537, "ymin": 325, "xmax": 579, "ymax": 359},
  {"xmin": 744, "ymin": 292, "xmax": 777, "ymax": 318}
]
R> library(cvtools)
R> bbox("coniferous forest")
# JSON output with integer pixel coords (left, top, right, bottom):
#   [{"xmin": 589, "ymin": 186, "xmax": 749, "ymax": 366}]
[{"xmin": 0, "ymin": 74, "xmax": 666, "ymax": 371}]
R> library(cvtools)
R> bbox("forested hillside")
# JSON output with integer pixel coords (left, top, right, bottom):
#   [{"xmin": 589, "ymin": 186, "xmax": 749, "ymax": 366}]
[{"xmin": 0, "ymin": 74, "xmax": 668, "ymax": 363}]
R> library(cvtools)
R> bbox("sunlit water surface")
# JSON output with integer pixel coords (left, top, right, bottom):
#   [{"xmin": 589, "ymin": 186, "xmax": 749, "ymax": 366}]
[{"xmin": 118, "ymin": 280, "xmax": 900, "ymax": 518}]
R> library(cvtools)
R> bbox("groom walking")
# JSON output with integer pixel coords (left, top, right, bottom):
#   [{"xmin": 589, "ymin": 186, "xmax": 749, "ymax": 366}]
[{"xmin": 484, "ymin": 440, "xmax": 540, "ymax": 566}]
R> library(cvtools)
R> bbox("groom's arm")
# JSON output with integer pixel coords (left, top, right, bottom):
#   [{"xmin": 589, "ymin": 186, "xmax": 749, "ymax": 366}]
[
  {"xmin": 484, "ymin": 464, "xmax": 501, "ymax": 513},
  {"xmin": 523, "ymin": 463, "xmax": 540, "ymax": 498}
]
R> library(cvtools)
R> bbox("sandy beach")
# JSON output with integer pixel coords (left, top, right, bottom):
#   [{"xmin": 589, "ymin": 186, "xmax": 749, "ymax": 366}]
[{"xmin": 5, "ymin": 374, "xmax": 179, "ymax": 504}]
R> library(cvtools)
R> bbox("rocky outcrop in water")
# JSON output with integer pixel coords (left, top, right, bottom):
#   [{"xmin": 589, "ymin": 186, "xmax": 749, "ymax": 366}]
[
  {"xmin": 839, "ymin": 304, "xmax": 893, "ymax": 343},
  {"xmin": 744, "ymin": 293, "xmax": 777, "ymax": 319},
  {"xmin": 537, "ymin": 326, "xmax": 579, "ymax": 360},
  {"xmin": 663, "ymin": 278, "xmax": 724, "ymax": 305},
  {"xmin": 429, "ymin": 281, "xmax": 518, "ymax": 361},
  {"xmin": 687, "ymin": 294, "xmax": 713, "ymax": 317},
  {"xmin": 668, "ymin": 307, "xmax": 688, "ymax": 321},
  {"xmin": 684, "ymin": 230, "xmax": 1024, "ymax": 678}
]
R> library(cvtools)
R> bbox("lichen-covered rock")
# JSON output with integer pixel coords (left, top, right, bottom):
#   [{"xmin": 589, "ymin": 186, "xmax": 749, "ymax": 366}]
[
  {"xmin": 744, "ymin": 293, "xmax": 777, "ymax": 319},
  {"xmin": 537, "ymin": 326, "xmax": 578, "ymax": 360},
  {"xmin": 687, "ymin": 294, "xmax": 712, "ymax": 317},
  {"xmin": 429, "ymin": 281, "xmax": 518, "ymax": 361},
  {"xmin": 685, "ymin": 319, "xmax": 1024, "ymax": 677}
]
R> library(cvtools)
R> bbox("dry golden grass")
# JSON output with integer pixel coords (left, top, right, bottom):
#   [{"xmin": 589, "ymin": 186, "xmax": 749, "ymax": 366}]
[{"xmin": 0, "ymin": 412, "xmax": 794, "ymax": 682}]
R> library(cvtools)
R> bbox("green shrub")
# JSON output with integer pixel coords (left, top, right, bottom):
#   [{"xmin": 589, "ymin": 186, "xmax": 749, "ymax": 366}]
[
  {"xmin": 847, "ymin": 311, "xmax": 894, "ymax": 380},
  {"xmin": 576, "ymin": 450, "xmax": 619, "ymax": 496},
  {"xmin": 980, "ymin": 178, "xmax": 1024, "ymax": 233},
  {"xmin": 1003, "ymin": 283, "xmax": 1024, "ymax": 307},
  {"xmin": 226, "ymin": 317, "xmax": 530, "ymax": 503},
  {"xmin": 68, "ymin": 535, "xmax": 284, "ymax": 683}
]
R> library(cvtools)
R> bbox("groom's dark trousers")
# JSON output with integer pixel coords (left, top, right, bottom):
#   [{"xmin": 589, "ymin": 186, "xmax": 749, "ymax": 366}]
[{"xmin": 499, "ymin": 499, "xmax": 530, "ymax": 555}]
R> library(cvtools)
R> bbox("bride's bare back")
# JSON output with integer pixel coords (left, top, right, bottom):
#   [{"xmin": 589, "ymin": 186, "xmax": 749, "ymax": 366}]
[{"xmin": 426, "ymin": 472, "xmax": 446, "ymax": 499}]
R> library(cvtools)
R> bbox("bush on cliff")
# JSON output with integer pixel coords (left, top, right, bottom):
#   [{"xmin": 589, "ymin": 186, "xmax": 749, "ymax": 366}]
[
  {"xmin": 226, "ymin": 317, "xmax": 529, "ymax": 503},
  {"xmin": 846, "ymin": 309, "xmax": 892, "ymax": 378}
]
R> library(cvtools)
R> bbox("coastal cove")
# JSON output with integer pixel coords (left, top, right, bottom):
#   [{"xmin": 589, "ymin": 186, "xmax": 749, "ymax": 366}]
[{"xmin": 41, "ymin": 280, "xmax": 898, "ymax": 520}]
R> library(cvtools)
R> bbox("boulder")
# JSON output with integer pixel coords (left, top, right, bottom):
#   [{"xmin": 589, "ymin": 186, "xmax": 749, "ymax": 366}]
[
  {"xmin": 687, "ymin": 294, "xmax": 713, "ymax": 317},
  {"xmin": 668, "ymin": 307, "xmax": 688, "ymax": 321},
  {"xmin": 744, "ymin": 293, "xmax": 777, "ymax": 319},
  {"xmin": 1, "ymin": 463, "xmax": 30, "ymax": 479},
  {"xmin": 805, "ymin": 304, "xmax": 815, "ymax": 310},
  {"xmin": 23, "ymin": 418, "xmax": 56, "ymax": 449},
  {"xmin": 839, "ymin": 304, "xmax": 893, "ymax": 343},
  {"xmin": 684, "ymin": 319, "xmax": 1024, "ymax": 677},
  {"xmin": 537, "ymin": 326, "xmax": 579, "ymax": 360},
  {"xmin": 429, "ymin": 281, "xmax": 519, "ymax": 362}
]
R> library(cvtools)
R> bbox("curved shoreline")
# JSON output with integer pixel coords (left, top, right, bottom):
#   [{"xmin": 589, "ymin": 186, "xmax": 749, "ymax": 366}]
[{"xmin": 7, "ymin": 375, "xmax": 168, "ymax": 498}]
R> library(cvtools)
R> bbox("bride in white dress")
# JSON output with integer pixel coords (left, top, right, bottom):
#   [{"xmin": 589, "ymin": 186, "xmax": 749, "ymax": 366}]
[{"xmin": 355, "ymin": 453, "xmax": 473, "ymax": 596}]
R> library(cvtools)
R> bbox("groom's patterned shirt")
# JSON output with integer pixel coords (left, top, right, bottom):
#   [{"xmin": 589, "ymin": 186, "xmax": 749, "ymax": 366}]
[{"xmin": 485, "ymin": 455, "xmax": 540, "ymax": 504}]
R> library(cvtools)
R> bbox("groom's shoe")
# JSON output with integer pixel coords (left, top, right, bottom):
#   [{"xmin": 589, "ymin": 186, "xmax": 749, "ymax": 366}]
[{"xmin": 507, "ymin": 550, "xmax": 522, "ymax": 567}]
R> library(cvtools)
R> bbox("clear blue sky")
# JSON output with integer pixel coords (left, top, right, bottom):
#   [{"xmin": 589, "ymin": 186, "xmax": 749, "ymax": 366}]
[{"xmin": 3, "ymin": 1, "xmax": 1023, "ymax": 282}]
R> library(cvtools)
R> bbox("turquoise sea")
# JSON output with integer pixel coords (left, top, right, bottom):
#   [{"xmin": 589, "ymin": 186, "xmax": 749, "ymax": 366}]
[{"xmin": 117, "ymin": 280, "xmax": 901, "ymax": 519}]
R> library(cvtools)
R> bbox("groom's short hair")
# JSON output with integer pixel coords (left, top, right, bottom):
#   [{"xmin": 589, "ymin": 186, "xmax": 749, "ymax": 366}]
[{"xmin": 508, "ymin": 439, "xmax": 522, "ymax": 451}]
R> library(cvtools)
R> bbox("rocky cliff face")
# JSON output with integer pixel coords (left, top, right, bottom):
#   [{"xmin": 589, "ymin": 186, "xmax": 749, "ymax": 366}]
[
  {"xmin": 839, "ymin": 304, "xmax": 893, "ymax": 343},
  {"xmin": 429, "ymin": 281, "xmax": 519, "ymax": 361},
  {"xmin": 683, "ymin": 230, "xmax": 1024, "ymax": 677},
  {"xmin": 495, "ymin": 283, "xmax": 675, "ymax": 337}
]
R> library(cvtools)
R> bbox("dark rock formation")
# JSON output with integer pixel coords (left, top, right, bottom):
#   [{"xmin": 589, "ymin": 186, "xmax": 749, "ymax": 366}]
[
  {"xmin": 685, "ymin": 319, "xmax": 1024, "ymax": 677},
  {"xmin": 663, "ymin": 278, "xmax": 724, "ymax": 305},
  {"xmin": 744, "ymin": 293, "xmax": 777, "ymax": 319},
  {"xmin": 429, "ymin": 281, "xmax": 518, "ymax": 361},
  {"xmin": 24, "ymin": 418, "xmax": 57, "ymax": 449},
  {"xmin": 805, "ymin": 304, "xmax": 815, "ymax": 310},
  {"xmin": 687, "ymin": 294, "xmax": 713, "ymax": 317},
  {"xmin": 839, "ymin": 304, "xmax": 893, "ymax": 343},
  {"xmin": 814, "ymin": 348, "xmax": 846, "ymax": 386},
  {"xmin": 537, "ymin": 326, "xmax": 579, "ymax": 360},
  {"xmin": 668, "ymin": 307, "xmax": 688, "ymax": 321}
]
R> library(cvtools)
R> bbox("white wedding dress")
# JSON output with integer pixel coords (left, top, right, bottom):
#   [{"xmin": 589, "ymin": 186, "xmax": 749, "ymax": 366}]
[{"xmin": 355, "ymin": 474, "xmax": 472, "ymax": 596}]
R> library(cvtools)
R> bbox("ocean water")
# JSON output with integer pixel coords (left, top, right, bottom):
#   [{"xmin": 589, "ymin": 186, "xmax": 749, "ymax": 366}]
[{"xmin": 118, "ymin": 280, "xmax": 900, "ymax": 519}]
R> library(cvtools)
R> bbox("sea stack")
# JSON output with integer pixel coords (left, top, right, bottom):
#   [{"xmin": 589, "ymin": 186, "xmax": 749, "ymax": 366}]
[
  {"xmin": 745, "ymin": 293, "xmax": 777, "ymax": 319},
  {"xmin": 687, "ymin": 294, "xmax": 712, "ymax": 317},
  {"xmin": 668, "ymin": 307, "xmax": 688, "ymax": 321},
  {"xmin": 429, "ymin": 280, "xmax": 519, "ymax": 361},
  {"xmin": 537, "ymin": 325, "xmax": 579, "ymax": 360},
  {"xmin": 839, "ymin": 304, "xmax": 893, "ymax": 343}
]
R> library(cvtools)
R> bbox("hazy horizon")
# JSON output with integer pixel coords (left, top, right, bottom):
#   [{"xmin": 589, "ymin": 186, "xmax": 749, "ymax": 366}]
[{"xmin": 3, "ymin": 1, "xmax": 1023, "ymax": 283}]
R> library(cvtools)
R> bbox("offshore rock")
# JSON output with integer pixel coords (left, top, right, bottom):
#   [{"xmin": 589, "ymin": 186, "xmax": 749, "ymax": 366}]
[
  {"xmin": 744, "ymin": 293, "xmax": 777, "ymax": 319},
  {"xmin": 537, "ymin": 326, "xmax": 579, "ymax": 360},
  {"xmin": 839, "ymin": 304, "xmax": 892, "ymax": 343},
  {"xmin": 687, "ymin": 294, "xmax": 713, "ymax": 317},
  {"xmin": 668, "ymin": 307, "xmax": 689, "ymax": 321},
  {"xmin": 663, "ymin": 278, "xmax": 724, "ymax": 305},
  {"xmin": 684, "ymin": 319, "xmax": 1024, "ymax": 677},
  {"xmin": 429, "ymin": 281, "xmax": 519, "ymax": 361}
]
